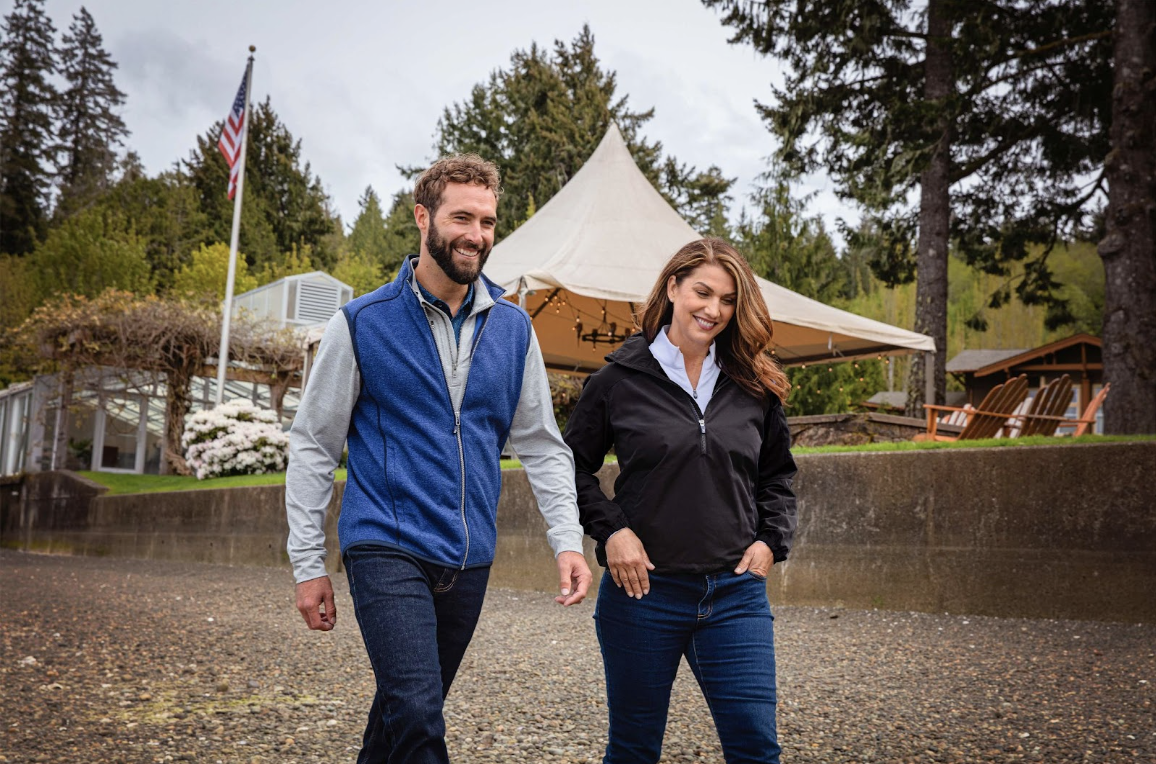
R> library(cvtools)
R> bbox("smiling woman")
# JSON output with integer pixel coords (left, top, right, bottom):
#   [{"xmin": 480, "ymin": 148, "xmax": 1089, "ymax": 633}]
[{"xmin": 564, "ymin": 237, "xmax": 797, "ymax": 764}]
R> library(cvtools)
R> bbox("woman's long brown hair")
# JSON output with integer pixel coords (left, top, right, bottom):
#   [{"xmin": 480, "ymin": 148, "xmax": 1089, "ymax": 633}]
[{"xmin": 637, "ymin": 238, "xmax": 790, "ymax": 403}]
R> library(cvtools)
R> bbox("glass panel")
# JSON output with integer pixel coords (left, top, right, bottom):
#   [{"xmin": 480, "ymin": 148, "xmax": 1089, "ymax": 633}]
[
  {"xmin": 65, "ymin": 396, "xmax": 99, "ymax": 470},
  {"xmin": 40, "ymin": 406, "xmax": 58, "ymax": 471},
  {"xmin": 223, "ymin": 380, "xmax": 254, "ymax": 403},
  {"xmin": 0, "ymin": 398, "xmax": 8, "ymax": 474},
  {"xmin": 4, "ymin": 393, "xmax": 31, "ymax": 474},
  {"xmin": 100, "ymin": 396, "xmax": 141, "ymax": 470},
  {"xmin": 143, "ymin": 396, "xmax": 166, "ymax": 475}
]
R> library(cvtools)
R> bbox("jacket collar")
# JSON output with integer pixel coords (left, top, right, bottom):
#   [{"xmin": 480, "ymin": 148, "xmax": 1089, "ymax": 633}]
[
  {"xmin": 399, "ymin": 254, "xmax": 505, "ymax": 315},
  {"xmin": 608, "ymin": 331, "xmax": 733, "ymax": 388},
  {"xmin": 605, "ymin": 333, "xmax": 666, "ymax": 378}
]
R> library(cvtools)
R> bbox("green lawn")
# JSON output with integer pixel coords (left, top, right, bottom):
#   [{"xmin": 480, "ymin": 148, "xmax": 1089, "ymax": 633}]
[
  {"xmin": 78, "ymin": 437, "xmax": 1147, "ymax": 495},
  {"xmin": 81, "ymin": 460, "xmax": 523, "ymax": 496},
  {"xmin": 791, "ymin": 433, "xmax": 1153, "ymax": 455}
]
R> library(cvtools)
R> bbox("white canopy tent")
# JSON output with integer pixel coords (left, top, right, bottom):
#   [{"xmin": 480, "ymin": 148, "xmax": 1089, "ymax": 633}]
[{"xmin": 485, "ymin": 124, "xmax": 935, "ymax": 374}]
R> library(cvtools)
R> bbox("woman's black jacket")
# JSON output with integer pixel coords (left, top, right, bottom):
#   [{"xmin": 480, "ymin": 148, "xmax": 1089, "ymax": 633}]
[{"xmin": 563, "ymin": 333, "xmax": 798, "ymax": 575}]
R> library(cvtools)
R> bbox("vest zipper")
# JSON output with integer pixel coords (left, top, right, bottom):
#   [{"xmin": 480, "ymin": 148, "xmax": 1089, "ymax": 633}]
[
  {"xmin": 454, "ymin": 308, "xmax": 491, "ymax": 570},
  {"xmin": 453, "ymin": 409, "xmax": 468, "ymax": 568}
]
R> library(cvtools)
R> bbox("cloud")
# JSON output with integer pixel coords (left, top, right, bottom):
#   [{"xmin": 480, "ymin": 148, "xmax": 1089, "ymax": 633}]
[{"xmin": 115, "ymin": 28, "xmax": 234, "ymax": 122}]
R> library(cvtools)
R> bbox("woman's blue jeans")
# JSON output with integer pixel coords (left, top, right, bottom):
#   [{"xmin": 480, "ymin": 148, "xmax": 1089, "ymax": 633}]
[
  {"xmin": 594, "ymin": 569, "xmax": 780, "ymax": 764},
  {"xmin": 344, "ymin": 546, "xmax": 490, "ymax": 764}
]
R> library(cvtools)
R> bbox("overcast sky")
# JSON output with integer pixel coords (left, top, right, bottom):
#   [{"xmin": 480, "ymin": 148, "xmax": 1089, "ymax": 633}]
[{"xmin": 28, "ymin": 0, "xmax": 858, "ymax": 237}]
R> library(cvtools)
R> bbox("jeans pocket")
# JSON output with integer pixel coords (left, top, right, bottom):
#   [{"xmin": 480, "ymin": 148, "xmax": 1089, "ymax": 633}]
[
  {"xmin": 746, "ymin": 570, "xmax": 768, "ymax": 581},
  {"xmin": 433, "ymin": 567, "xmax": 459, "ymax": 593}
]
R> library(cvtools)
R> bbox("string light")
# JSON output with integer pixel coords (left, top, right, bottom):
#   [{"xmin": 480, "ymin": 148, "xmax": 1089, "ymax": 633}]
[{"xmin": 579, "ymin": 300, "xmax": 627, "ymax": 347}]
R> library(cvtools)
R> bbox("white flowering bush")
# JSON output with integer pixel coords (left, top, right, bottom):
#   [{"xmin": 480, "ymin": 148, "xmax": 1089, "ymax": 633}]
[{"xmin": 181, "ymin": 401, "xmax": 289, "ymax": 480}]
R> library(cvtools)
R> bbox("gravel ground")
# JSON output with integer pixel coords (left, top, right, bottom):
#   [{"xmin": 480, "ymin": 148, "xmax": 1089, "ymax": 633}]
[{"xmin": 2, "ymin": 549, "xmax": 1153, "ymax": 763}]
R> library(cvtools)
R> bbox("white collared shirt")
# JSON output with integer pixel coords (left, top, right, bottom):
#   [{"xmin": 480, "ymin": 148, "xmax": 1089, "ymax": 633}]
[{"xmin": 649, "ymin": 325, "xmax": 720, "ymax": 412}]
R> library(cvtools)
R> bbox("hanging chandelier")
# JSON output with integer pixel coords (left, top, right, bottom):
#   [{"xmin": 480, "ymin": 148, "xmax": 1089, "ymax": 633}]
[{"xmin": 575, "ymin": 302, "xmax": 629, "ymax": 348}]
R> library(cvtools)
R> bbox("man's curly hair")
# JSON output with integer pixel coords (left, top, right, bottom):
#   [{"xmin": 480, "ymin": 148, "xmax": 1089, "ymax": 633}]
[{"xmin": 413, "ymin": 154, "xmax": 502, "ymax": 215}]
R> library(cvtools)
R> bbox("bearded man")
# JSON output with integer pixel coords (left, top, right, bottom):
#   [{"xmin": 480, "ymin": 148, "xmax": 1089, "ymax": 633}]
[{"xmin": 286, "ymin": 154, "xmax": 591, "ymax": 763}]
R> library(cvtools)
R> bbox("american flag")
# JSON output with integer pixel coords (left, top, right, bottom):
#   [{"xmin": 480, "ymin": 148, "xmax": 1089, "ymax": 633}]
[{"xmin": 218, "ymin": 70, "xmax": 248, "ymax": 199}]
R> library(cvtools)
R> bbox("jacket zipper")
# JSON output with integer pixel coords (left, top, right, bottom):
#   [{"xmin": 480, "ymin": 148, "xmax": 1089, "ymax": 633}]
[
  {"xmin": 633, "ymin": 364, "xmax": 711, "ymax": 457},
  {"xmin": 689, "ymin": 398, "xmax": 707, "ymax": 455},
  {"xmin": 453, "ymin": 309, "xmax": 491, "ymax": 569}
]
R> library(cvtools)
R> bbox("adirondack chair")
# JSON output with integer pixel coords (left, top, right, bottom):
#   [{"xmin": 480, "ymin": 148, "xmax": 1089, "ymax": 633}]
[
  {"xmin": 916, "ymin": 375, "xmax": 1030, "ymax": 442},
  {"xmin": 1013, "ymin": 374, "xmax": 1075, "ymax": 437},
  {"xmin": 1055, "ymin": 383, "xmax": 1111, "ymax": 436}
]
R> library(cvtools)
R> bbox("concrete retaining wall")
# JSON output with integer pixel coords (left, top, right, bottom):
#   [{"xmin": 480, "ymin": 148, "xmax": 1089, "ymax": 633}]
[
  {"xmin": 784, "ymin": 442, "xmax": 1156, "ymax": 622},
  {"xmin": 2, "ymin": 442, "xmax": 1153, "ymax": 622}
]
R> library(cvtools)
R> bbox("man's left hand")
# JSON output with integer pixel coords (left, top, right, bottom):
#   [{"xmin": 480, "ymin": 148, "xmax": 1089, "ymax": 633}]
[{"xmin": 554, "ymin": 550, "xmax": 592, "ymax": 606}]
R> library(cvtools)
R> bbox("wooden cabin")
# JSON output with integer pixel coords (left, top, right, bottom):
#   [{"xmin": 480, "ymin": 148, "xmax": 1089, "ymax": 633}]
[{"xmin": 945, "ymin": 334, "xmax": 1104, "ymax": 433}]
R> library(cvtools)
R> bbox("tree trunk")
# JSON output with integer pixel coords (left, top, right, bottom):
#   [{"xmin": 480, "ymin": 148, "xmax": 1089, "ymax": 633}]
[
  {"xmin": 163, "ymin": 370, "xmax": 193, "ymax": 476},
  {"xmin": 51, "ymin": 369, "xmax": 73, "ymax": 470},
  {"xmin": 906, "ymin": 0, "xmax": 953, "ymax": 416},
  {"xmin": 270, "ymin": 376, "xmax": 290, "ymax": 420},
  {"xmin": 1099, "ymin": 0, "xmax": 1156, "ymax": 434}
]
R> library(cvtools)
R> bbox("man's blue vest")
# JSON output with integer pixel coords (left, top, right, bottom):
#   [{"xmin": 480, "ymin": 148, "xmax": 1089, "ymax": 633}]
[{"xmin": 338, "ymin": 258, "xmax": 531, "ymax": 568}]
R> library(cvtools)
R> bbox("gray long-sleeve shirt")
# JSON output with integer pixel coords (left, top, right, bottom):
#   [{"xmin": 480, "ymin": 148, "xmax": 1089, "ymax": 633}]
[{"xmin": 285, "ymin": 268, "xmax": 584, "ymax": 583}]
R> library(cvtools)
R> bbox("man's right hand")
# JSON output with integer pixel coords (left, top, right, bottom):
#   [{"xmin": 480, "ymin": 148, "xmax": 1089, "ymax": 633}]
[
  {"xmin": 296, "ymin": 576, "xmax": 337, "ymax": 631},
  {"xmin": 605, "ymin": 528, "xmax": 655, "ymax": 599}
]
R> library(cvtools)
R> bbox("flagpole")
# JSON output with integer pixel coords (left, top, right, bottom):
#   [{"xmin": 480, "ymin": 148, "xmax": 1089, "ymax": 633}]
[{"xmin": 215, "ymin": 46, "xmax": 255, "ymax": 407}]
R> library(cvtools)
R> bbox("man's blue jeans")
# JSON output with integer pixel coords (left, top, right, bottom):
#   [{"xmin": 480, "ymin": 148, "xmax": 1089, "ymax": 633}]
[
  {"xmin": 344, "ymin": 546, "xmax": 490, "ymax": 764},
  {"xmin": 594, "ymin": 569, "xmax": 780, "ymax": 764}
]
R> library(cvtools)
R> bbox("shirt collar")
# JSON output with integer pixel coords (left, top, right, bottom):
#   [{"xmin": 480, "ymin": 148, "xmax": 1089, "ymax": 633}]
[
  {"xmin": 407, "ymin": 255, "xmax": 483, "ymax": 317},
  {"xmin": 650, "ymin": 325, "xmax": 715, "ymax": 371},
  {"xmin": 416, "ymin": 278, "xmax": 473, "ymax": 318}
]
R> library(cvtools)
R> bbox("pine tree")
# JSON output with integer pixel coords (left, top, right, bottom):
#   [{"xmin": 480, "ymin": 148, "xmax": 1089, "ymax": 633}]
[
  {"xmin": 0, "ymin": 0, "xmax": 58, "ymax": 255},
  {"xmin": 55, "ymin": 6, "xmax": 128, "ymax": 218},
  {"xmin": 430, "ymin": 26, "xmax": 734, "ymax": 240},
  {"xmin": 703, "ymin": 0, "xmax": 1113, "ymax": 414},
  {"xmin": 347, "ymin": 185, "xmax": 397, "ymax": 275},
  {"xmin": 379, "ymin": 190, "xmax": 421, "ymax": 276},
  {"xmin": 102, "ymin": 154, "xmax": 212, "ymax": 292},
  {"xmin": 184, "ymin": 97, "xmax": 339, "ymax": 272},
  {"xmin": 735, "ymin": 173, "xmax": 846, "ymax": 305}
]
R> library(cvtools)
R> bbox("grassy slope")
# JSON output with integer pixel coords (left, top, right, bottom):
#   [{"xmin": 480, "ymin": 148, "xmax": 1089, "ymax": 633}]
[
  {"xmin": 81, "ymin": 460, "xmax": 523, "ymax": 496},
  {"xmin": 791, "ymin": 433, "xmax": 1152, "ymax": 455},
  {"xmin": 79, "ymin": 437, "xmax": 1150, "ymax": 495}
]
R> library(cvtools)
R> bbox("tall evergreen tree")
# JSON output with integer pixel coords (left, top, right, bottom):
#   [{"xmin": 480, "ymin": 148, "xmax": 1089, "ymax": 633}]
[
  {"xmin": 431, "ymin": 25, "xmax": 734, "ymax": 240},
  {"xmin": 1098, "ymin": 0, "xmax": 1156, "ymax": 433},
  {"xmin": 735, "ymin": 173, "xmax": 846, "ymax": 304},
  {"xmin": 733, "ymin": 173, "xmax": 886, "ymax": 415},
  {"xmin": 55, "ymin": 6, "xmax": 128, "ymax": 218},
  {"xmin": 185, "ymin": 97, "xmax": 339, "ymax": 272},
  {"xmin": 103, "ymin": 154, "xmax": 212, "ymax": 291},
  {"xmin": 703, "ymin": 0, "xmax": 1113, "ymax": 414},
  {"xmin": 0, "ymin": 0, "xmax": 58, "ymax": 255},
  {"xmin": 347, "ymin": 185, "xmax": 399, "ymax": 274},
  {"xmin": 379, "ymin": 190, "xmax": 421, "ymax": 274}
]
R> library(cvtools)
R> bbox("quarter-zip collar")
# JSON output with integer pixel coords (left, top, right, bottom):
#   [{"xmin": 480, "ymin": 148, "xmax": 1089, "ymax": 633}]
[
  {"xmin": 604, "ymin": 332, "xmax": 669, "ymax": 379},
  {"xmin": 404, "ymin": 254, "xmax": 499, "ymax": 318}
]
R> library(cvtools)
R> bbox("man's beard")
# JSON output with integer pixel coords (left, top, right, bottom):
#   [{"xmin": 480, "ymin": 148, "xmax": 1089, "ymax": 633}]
[{"xmin": 426, "ymin": 218, "xmax": 491, "ymax": 285}]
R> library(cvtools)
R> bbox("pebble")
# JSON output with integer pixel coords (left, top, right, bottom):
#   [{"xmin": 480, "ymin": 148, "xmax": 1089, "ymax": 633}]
[{"xmin": 2, "ymin": 550, "xmax": 1153, "ymax": 763}]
